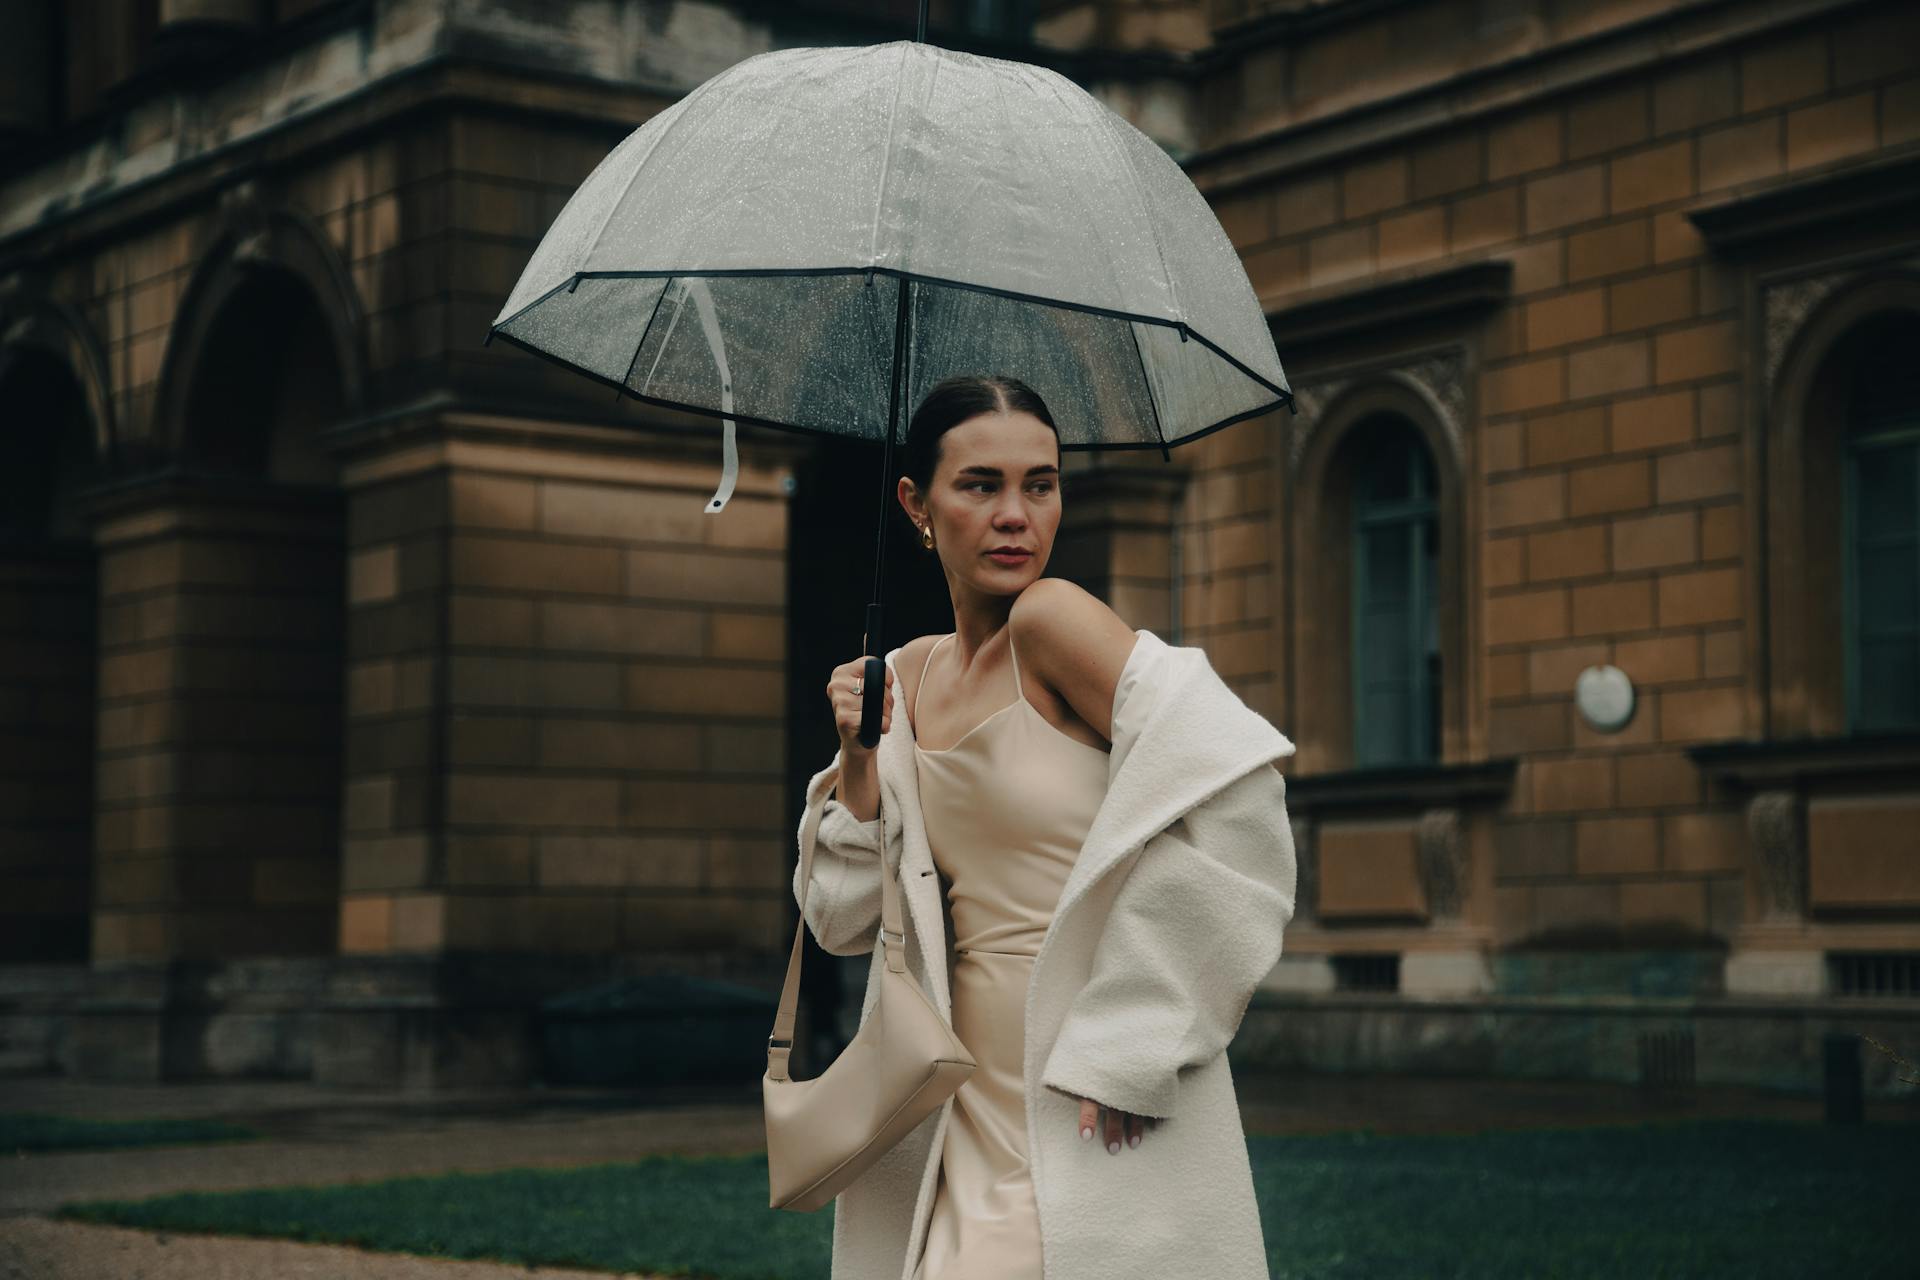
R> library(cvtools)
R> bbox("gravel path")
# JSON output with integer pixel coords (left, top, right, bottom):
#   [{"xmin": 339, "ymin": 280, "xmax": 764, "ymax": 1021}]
[
  {"xmin": 0, "ymin": 1079, "xmax": 766, "ymax": 1279},
  {"xmin": 0, "ymin": 1216, "xmax": 676, "ymax": 1280}
]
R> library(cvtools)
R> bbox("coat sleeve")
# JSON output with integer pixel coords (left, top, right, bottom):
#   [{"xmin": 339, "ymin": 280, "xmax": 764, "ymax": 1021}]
[
  {"xmin": 1039, "ymin": 762, "xmax": 1296, "ymax": 1120},
  {"xmin": 792, "ymin": 758, "xmax": 890, "ymax": 957}
]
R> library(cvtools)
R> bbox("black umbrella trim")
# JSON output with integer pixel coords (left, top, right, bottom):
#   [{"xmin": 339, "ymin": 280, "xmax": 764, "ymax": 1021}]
[{"xmin": 488, "ymin": 265, "xmax": 1295, "ymax": 445}]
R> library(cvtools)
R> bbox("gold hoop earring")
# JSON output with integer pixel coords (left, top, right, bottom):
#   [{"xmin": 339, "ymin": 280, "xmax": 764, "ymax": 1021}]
[{"xmin": 919, "ymin": 522, "xmax": 935, "ymax": 550}]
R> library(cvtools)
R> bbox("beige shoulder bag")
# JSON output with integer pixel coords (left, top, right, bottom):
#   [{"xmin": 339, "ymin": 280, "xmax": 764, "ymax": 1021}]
[{"xmin": 764, "ymin": 762, "xmax": 976, "ymax": 1211}]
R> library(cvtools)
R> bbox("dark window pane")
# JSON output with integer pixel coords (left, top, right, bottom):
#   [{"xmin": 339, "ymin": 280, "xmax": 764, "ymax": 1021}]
[
  {"xmin": 1858, "ymin": 540, "xmax": 1919, "ymax": 634},
  {"xmin": 1855, "ymin": 441, "xmax": 1919, "ymax": 540},
  {"xmin": 1365, "ymin": 525, "xmax": 1411, "ymax": 600},
  {"xmin": 1857, "ymin": 638, "xmax": 1920, "ymax": 731},
  {"xmin": 1361, "ymin": 683, "xmax": 1411, "ymax": 761}
]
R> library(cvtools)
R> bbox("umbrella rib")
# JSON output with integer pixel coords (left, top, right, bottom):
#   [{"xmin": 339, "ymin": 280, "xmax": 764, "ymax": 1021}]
[
  {"xmin": 1128, "ymin": 318, "xmax": 1171, "ymax": 462},
  {"xmin": 866, "ymin": 42, "xmax": 915, "ymax": 270},
  {"xmin": 642, "ymin": 279, "xmax": 695, "ymax": 392},
  {"xmin": 616, "ymin": 277, "xmax": 673, "ymax": 400},
  {"xmin": 491, "ymin": 274, "xmax": 579, "ymax": 335},
  {"xmin": 1084, "ymin": 99, "xmax": 1183, "ymax": 328}
]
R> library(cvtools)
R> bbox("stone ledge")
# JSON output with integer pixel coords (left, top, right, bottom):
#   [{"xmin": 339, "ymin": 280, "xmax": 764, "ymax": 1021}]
[
  {"xmin": 1236, "ymin": 989, "xmax": 1920, "ymax": 1096},
  {"xmin": 1685, "ymin": 149, "xmax": 1920, "ymax": 252},
  {"xmin": 1282, "ymin": 754, "xmax": 1517, "ymax": 815},
  {"xmin": 1264, "ymin": 258, "xmax": 1512, "ymax": 349}
]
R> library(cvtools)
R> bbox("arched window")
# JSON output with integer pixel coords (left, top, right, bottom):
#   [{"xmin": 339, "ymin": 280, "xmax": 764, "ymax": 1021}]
[
  {"xmin": 1350, "ymin": 413, "xmax": 1441, "ymax": 766},
  {"xmin": 1842, "ymin": 314, "xmax": 1920, "ymax": 733}
]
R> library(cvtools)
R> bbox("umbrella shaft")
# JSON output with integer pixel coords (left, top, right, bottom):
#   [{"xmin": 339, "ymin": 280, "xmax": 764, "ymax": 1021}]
[{"xmin": 866, "ymin": 275, "xmax": 915, "ymax": 655}]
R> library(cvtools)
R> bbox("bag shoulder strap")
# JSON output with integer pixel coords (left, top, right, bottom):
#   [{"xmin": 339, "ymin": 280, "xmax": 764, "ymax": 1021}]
[{"xmin": 769, "ymin": 756, "xmax": 907, "ymax": 1081}]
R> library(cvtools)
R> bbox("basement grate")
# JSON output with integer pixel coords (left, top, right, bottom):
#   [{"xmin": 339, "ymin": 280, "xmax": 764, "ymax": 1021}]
[
  {"xmin": 1637, "ymin": 1027, "xmax": 1696, "ymax": 1095},
  {"xmin": 1331, "ymin": 953, "xmax": 1400, "ymax": 992},
  {"xmin": 1829, "ymin": 952, "xmax": 1920, "ymax": 998}
]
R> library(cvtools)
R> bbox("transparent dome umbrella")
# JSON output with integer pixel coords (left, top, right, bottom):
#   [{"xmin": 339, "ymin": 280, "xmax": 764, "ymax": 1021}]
[{"xmin": 487, "ymin": 33, "xmax": 1293, "ymax": 747}]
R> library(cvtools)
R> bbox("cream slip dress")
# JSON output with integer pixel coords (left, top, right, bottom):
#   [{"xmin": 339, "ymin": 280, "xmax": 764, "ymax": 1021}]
[{"xmin": 907, "ymin": 628, "xmax": 1111, "ymax": 1280}]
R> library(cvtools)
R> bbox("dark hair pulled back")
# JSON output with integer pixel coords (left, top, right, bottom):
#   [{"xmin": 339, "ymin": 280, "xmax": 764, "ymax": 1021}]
[{"xmin": 899, "ymin": 374, "xmax": 1060, "ymax": 542}]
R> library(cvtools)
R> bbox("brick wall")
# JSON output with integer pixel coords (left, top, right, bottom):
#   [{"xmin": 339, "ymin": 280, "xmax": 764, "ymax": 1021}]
[
  {"xmin": 335, "ymin": 431, "xmax": 797, "ymax": 958},
  {"xmin": 1187, "ymin": 0, "xmax": 1920, "ymax": 948}
]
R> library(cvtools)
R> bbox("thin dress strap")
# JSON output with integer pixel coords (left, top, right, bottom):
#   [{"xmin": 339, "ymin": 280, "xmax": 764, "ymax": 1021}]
[
  {"xmin": 914, "ymin": 634, "xmax": 950, "ymax": 722},
  {"xmin": 1007, "ymin": 625, "xmax": 1025, "ymax": 707}
]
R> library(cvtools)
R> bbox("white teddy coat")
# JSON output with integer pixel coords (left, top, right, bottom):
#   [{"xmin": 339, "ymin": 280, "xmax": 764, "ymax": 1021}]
[{"xmin": 791, "ymin": 627, "xmax": 1298, "ymax": 1280}]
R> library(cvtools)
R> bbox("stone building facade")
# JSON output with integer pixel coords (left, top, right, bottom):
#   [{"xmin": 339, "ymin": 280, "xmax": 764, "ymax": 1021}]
[{"xmin": 1, "ymin": 0, "xmax": 1915, "ymax": 1094}]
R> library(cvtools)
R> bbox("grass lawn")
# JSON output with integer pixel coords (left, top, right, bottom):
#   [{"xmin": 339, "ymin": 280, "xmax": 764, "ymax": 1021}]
[
  {"xmin": 51, "ymin": 1118, "xmax": 1918, "ymax": 1279},
  {"xmin": 1, "ymin": 1111, "xmax": 260, "ymax": 1155}
]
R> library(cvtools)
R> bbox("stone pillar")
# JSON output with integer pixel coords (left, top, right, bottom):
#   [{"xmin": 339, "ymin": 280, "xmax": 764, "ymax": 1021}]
[
  {"xmin": 0, "ymin": 547, "xmax": 95, "ymax": 961},
  {"xmin": 1725, "ymin": 788, "xmax": 1823, "ymax": 997},
  {"xmin": 62, "ymin": 475, "xmax": 345, "ymax": 1080},
  {"xmin": 1051, "ymin": 452, "xmax": 1189, "ymax": 632},
  {"xmin": 88, "ymin": 474, "xmax": 346, "ymax": 964},
  {"xmin": 317, "ymin": 413, "xmax": 802, "ymax": 1087}
]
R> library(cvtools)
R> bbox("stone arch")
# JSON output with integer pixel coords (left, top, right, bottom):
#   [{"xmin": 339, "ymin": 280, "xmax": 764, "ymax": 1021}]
[
  {"xmin": 153, "ymin": 196, "xmax": 366, "ymax": 476},
  {"xmin": 1287, "ymin": 375, "xmax": 1469, "ymax": 773},
  {"xmin": 0, "ymin": 289, "xmax": 117, "ymax": 468},
  {"xmin": 1765, "ymin": 269, "xmax": 1920, "ymax": 738}
]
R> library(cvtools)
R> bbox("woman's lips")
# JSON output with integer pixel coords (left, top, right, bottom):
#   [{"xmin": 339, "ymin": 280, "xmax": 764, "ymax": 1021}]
[{"xmin": 987, "ymin": 550, "xmax": 1032, "ymax": 565}]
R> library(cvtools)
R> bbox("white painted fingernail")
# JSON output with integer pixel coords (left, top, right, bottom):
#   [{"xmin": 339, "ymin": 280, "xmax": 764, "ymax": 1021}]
[
  {"xmin": 1080, "ymin": 1126, "xmax": 1092, "ymax": 1141},
  {"xmin": 1108, "ymin": 1140, "xmax": 1120, "ymax": 1154},
  {"xmin": 1129, "ymin": 1134, "xmax": 1140, "ymax": 1147}
]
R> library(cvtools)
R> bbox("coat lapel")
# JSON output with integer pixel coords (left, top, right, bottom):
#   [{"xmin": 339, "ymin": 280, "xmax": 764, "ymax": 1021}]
[
  {"xmin": 1048, "ymin": 629, "xmax": 1295, "ymax": 940},
  {"xmin": 872, "ymin": 648, "xmax": 949, "ymax": 1016}
]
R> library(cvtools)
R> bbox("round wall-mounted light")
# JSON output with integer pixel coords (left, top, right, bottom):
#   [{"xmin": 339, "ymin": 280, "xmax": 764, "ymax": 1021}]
[{"xmin": 1575, "ymin": 664, "xmax": 1636, "ymax": 733}]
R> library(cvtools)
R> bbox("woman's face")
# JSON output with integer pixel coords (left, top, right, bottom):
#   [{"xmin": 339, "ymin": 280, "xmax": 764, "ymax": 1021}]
[{"xmin": 903, "ymin": 408, "xmax": 1061, "ymax": 593}]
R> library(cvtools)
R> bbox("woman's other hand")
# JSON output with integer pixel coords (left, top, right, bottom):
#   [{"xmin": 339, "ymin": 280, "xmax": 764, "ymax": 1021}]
[{"xmin": 1062, "ymin": 1090, "xmax": 1152, "ymax": 1154}]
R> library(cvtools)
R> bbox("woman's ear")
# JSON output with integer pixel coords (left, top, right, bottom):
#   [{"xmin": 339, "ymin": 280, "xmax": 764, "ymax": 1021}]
[{"xmin": 896, "ymin": 476, "xmax": 921, "ymax": 521}]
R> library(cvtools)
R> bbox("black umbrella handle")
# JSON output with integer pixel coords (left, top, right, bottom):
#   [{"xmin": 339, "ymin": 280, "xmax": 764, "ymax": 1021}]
[
  {"xmin": 858, "ymin": 602, "xmax": 885, "ymax": 749},
  {"xmin": 859, "ymin": 655, "xmax": 885, "ymax": 748}
]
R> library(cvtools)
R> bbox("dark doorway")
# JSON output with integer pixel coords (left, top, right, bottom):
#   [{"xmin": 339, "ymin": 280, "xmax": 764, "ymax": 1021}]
[{"xmin": 0, "ymin": 349, "xmax": 100, "ymax": 961}]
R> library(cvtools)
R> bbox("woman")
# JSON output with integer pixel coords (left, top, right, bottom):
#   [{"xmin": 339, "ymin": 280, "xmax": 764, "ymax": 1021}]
[{"xmin": 797, "ymin": 374, "xmax": 1298, "ymax": 1280}]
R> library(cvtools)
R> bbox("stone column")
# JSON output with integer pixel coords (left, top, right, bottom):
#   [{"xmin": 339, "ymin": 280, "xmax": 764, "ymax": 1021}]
[
  {"xmin": 1725, "ymin": 788, "xmax": 1822, "ymax": 997},
  {"xmin": 318, "ymin": 413, "xmax": 802, "ymax": 1087},
  {"xmin": 88, "ymin": 473, "xmax": 346, "ymax": 964},
  {"xmin": 70, "ymin": 474, "xmax": 345, "ymax": 1080}
]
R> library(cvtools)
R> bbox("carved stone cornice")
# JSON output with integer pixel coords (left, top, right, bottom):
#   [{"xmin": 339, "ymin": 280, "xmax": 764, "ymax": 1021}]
[
  {"xmin": 1747, "ymin": 789, "xmax": 1807, "ymax": 922},
  {"xmin": 1415, "ymin": 806, "xmax": 1466, "ymax": 920},
  {"xmin": 1760, "ymin": 254, "xmax": 1920, "ymax": 394},
  {"xmin": 1763, "ymin": 271, "xmax": 1848, "ymax": 393},
  {"xmin": 1286, "ymin": 345, "xmax": 1469, "ymax": 471}
]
